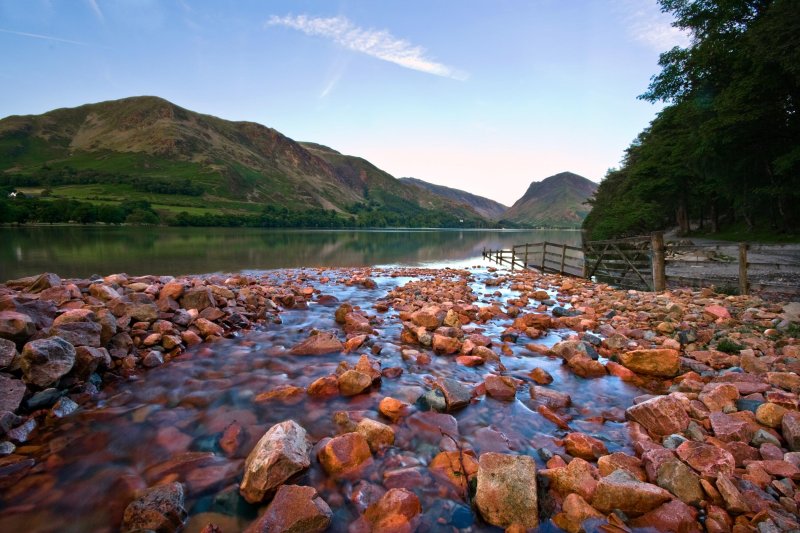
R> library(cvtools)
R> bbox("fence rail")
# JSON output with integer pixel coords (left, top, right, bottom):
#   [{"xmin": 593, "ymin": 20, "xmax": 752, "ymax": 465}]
[{"xmin": 482, "ymin": 232, "xmax": 800, "ymax": 296}]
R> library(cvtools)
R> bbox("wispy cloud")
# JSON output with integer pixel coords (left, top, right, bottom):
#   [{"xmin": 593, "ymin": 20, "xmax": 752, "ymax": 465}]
[
  {"xmin": 86, "ymin": 0, "xmax": 105, "ymax": 23},
  {"xmin": 622, "ymin": 0, "xmax": 691, "ymax": 51},
  {"xmin": 0, "ymin": 28, "xmax": 92, "ymax": 46},
  {"xmin": 267, "ymin": 14, "xmax": 467, "ymax": 80}
]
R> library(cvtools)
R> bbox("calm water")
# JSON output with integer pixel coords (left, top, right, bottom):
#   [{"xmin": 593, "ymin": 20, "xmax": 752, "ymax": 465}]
[{"xmin": 0, "ymin": 226, "xmax": 582, "ymax": 279}]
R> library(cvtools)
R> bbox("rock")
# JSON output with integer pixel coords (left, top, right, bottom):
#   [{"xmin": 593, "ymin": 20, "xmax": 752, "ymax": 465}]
[
  {"xmin": 552, "ymin": 493, "xmax": 605, "ymax": 533},
  {"xmin": 180, "ymin": 287, "xmax": 216, "ymax": 311},
  {"xmin": 675, "ymin": 441, "xmax": 735, "ymax": 477},
  {"xmin": 0, "ymin": 338, "xmax": 17, "ymax": 368},
  {"xmin": 530, "ymin": 367, "xmax": 553, "ymax": 384},
  {"xmin": 194, "ymin": 318, "xmax": 224, "ymax": 338},
  {"xmin": 0, "ymin": 310, "xmax": 36, "ymax": 344},
  {"xmin": 72, "ymin": 346, "xmax": 111, "ymax": 378},
  {"xmin": 411, "ymin": 307, "xmax": 442, "ymax": 329},
  {"xmin": 628, "ymin": 499, "xmax": 701, "ymax": 533},
  {"xmin": 474, "ymin": 452, "xmax": 538, "ymax": 529},
  {"xmin": 656, "ymin": 459, "xmax": 703, "ymax": 505},
  {"xmin": 307, "ymin": 375, "xmax": 339, "ymax": 397},
  {"xmin": 783, "ymin": 411, "xmax": 800, "ymax": 451},
  {"xmin": 755, "ymin": 403, "xmax": 786, "ymax": 428},
  {"xmin": 550, "ymin": 457, "xmax": 599, "ymax": 501},
  {"xmin": 434, "ymin": 378, "xmax": 472, "ymax": 411},
  {"xmin": 89, "ymin": 283, "xmax": 121, "ymax": 301},
  {"xmin": 620, "ymin": 349, "xmax": 680, "ymax": 377},
  {"xmin": 432, "ymin": 334, "xmax": 460, "ymax": 355},
  {"xmin": 484, "ymin": 374, "xmax": 519, "ymax": 401},
  {"xmin": 709, "ymin": 412, "xmax": 754, "ymax": 443},
  {"xmin": 715, "ymin": 474, "xmax": 750, "ymax": 514},
  {"xmin": 597, "ymin": 452, "xmax": 646, "ymax": 481},
  {"xmin": 359, "ymin": 488, "xmax": 421, "ymax": 532},
  {"xmin": 110, "ymin": 295, "xmax": 158, "ymax": 322},
  {"xmin": 704, "ymin": 305, "xmax": 731, "ymax": 320},
  {"xmin": 50, "ymin": 396, "xmax": 79, "ymax": 418},
  {"xmin": 356, "ymin": 418, "xmax": 395, "ymax": 452},
  {"xmin": 700, "ymin": 383, "xmax": 740, "ymax": 412},
  {"xmin": 338, "ymin": 370, "xmax": 372, "ymax": 397},
  {"xmin": 143, "ymin": 350, "xmax": 165, "ymax": 368},
  {"xmin": 245, "ymin": 484, "xmax": 332, "ymax": 533},
  {"xmin": 317, "ymin": 432, "xmax": 372, "ymax": 478},
  {"xmin": 379, "ymin": 397, "xmax": 408, "ymax": 422},
  {"xmin": 121, "ymin": 482, "xmax": 187, "ymax": 533},
  {"xmin": 0, "ymin": 374, "xmax": 26, "ymax": 413},
  {"xmin": 429, "ymin": 450, "xmax": 479, "ymax": 490},
  {"xmin": 50, "ymin": 321, "xmax": 102, "ymax": 348},
  {"xmin": 239, "ymin": 420, "xmax": 310, "ymax": 504},
  {"xmin": 626, "ymin": 394, "xmax": 690, "ymax": 437},
  {"xmin": 289, "ymin": 332, "xmax": 344, "ymax": 355},
  {"xmin": 19, "ymin": 336, "xmax": 76, "ymax": 387},
  {"xmin": 563, "ymin": 432, "xmax": 608, "ymax": 461},
  {"xmin": 530, "ymin": 386, "xmax": 571, "ymax": 409},
  {"xmin": 766, "ymin": 372, "xmax": 800, "ymax": 392},
  {"xmin": 592, "ymin": 470, "xmax": 672, "ymax": 516}
]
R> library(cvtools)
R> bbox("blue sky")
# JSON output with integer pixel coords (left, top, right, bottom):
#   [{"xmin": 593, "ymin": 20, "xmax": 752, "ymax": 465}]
[{"xmin": 0, "ymin": 0, "xmax": 687, "ymax": 205}]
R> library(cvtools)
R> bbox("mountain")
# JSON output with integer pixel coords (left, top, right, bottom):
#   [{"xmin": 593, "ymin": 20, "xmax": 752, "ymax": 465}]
[
  {"xmin": 501, "ymin": 172, "xmax": 597, "ymax": 228},
  {"xmin": 399, "ymin": 177, "xmax": 508, "ymax": 220},
  {"xmin": 0, "ymin": 96, "xmax": 490, "ymax": 226}
]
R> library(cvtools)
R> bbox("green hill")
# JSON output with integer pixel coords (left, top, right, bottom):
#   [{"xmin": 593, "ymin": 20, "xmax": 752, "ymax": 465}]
[
  {"xmin": 501, "ymin": 172, "xmax": 597, "ymax": 228},
  {"xmin": 399, "ymin": 177, "xmax": 508, "ymax": 220},
  {"xmin": 0, "ymin": 96, "xmax": 491, "ymax": 227}
]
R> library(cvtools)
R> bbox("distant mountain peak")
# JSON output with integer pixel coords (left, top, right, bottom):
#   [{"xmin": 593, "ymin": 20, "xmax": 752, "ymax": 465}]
[
  {"xmin": 399, "ymin": 177, "xmax": 508, "ymax": 220},
  {"xmin": 502, "ymin": 172, "xmax": 597, "ymax": 228}
]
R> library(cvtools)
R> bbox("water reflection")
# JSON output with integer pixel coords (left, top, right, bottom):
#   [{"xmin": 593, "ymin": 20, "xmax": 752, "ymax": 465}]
[{"xmin": 0, "ymin": 227, "xmax": 582, "ymax": 279}]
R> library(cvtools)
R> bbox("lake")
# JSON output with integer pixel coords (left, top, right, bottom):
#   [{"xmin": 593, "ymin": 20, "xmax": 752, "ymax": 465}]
[{"xmin": 0, "ymin": 226, "xmax": 582, "ymax": 279}]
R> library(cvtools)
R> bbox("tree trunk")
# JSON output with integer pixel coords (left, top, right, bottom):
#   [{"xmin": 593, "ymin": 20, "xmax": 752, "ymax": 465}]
[
  {"xmin": 676, "ymin": 201, "xmax": 690, "ymax": 236},
  {"xmin": 711, "ymin": 202, "xmax": 719, "ymax": 233}
]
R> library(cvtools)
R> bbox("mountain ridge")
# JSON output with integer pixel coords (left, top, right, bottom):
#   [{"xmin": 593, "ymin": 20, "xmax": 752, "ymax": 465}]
[
  {"xmin": 501, "ymin": 172, "xmax": 597, "ymax": 228},
  {"xmin": 399, "ymin": 177, "xmax": 508, "ymax": 220}
]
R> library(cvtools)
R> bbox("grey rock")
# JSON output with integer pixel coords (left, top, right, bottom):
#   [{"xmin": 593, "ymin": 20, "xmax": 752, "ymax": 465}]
[
  {"xmin": 0, "ymin": 374, "xmax": 26, "ymax": 413},
  {"xmin": 122, "ymin": 482, "xmax": 187, "ymax": 533},
  {"xmin": 19, "ymin": 336, "xmax": 76, "ymax": 387}
]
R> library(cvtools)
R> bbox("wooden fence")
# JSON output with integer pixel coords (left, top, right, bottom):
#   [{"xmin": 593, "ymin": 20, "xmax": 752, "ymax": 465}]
[{"xmin": 483, "ymin": 232, "xmax": 800, "ymax": 296}]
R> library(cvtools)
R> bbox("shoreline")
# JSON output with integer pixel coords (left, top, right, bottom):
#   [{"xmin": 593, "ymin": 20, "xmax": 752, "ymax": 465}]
[{"xmin": 1, "ymin": 266, "xmax": 799, "ymax": 531}]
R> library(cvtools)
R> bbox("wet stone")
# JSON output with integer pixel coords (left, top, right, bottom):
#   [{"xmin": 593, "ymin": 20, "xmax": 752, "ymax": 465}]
[
  {"xmin": 121, "ymin": 482, "xmax": 187, "ymax": 533},
  {"xmin": 317, "ymin": 432, "xmax": 372, "ymax": 479},
  {"xmin": 0, "ymin": 338, "xmax": 18, "ymax": 368},
  {"xmin": 592, "ymin": 469, "xmax": 672, "ymax": 516},
  {"xmin": 474, "ymin": 452, "xmax": 538, "ymax": 529},
  {"xmin": 434, "ymin": 378, "xmax": 472, "ymax": 412},
  {"xmin": 626, "ymin": 394, "xmax": 690, "ymax": 437},
  {"xmin": 246, "ymin": 484, "xmax": 332, "ymax": 533},
  {"xmin": 0, "ymin": 374, "xmax": 26, "ymax": 413}
]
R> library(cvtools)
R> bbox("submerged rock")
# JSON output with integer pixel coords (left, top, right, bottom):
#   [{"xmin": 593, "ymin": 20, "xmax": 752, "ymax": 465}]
[
  {"xmin": 121, "ymin": 482, "xmax": 187, "ymax": 533},
  {"xmin": 245, "ymin": 484, "xmax": 332, "ymax": 533},
  {"xmin": 474, "ymin": 452, "xmax": 538, "ymax": 529},
  {"xmin": 239, "ymin": 420, "xmax": 310, "ymax": 504}
]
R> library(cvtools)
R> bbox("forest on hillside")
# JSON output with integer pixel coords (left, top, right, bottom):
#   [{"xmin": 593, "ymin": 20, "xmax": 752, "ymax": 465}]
[{"xmin": 584, "ymin": 0, "xmax": 800, "ymax": 240}]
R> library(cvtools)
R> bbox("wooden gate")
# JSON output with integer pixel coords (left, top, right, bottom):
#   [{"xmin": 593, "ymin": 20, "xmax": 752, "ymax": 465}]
[{"xmin": 583, "ymin": 236, "xmax": 655, "ymax": 290}]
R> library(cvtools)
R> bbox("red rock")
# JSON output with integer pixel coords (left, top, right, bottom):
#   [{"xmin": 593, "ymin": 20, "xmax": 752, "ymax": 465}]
[
  {"xmin": 194, "ymin": 318, "xmax": 224, "ymax": 338},
  {"xmin": 349, "ymin": 481, "xmax": 386, "ymax": 513},
  {"xmin": 537, "ymin": 405, "xmax": 570, "ymax": 429},
  {"xmin": 355, "ymin": 354, "xmax": 381, "ymax": 382},
  {"xmin": 219, "ymin": 423, "xmax": 243, "ymax": 457},
  {"xmin": 317, "ymin": 432, "xmax": 372, "ymax": 478},
  {"xmin": 592, "ymin": 470, "xmax": 672, "ymax": 516},
  {"xmin": 181, "ymin": 330, "xmax": 202, "ymax": 346},
  {"xmin": 484, "ymin": 374, "xmax": 519, "ymax": 401},
  {"xmin": 749, "ymin": 459, "xmax": 800, "ymax": 478},
  {"xmin": 19, "ymin": 336, "xmax": 76, "ymax": 387},
  {"xmin": 122, "ymin": 482, "xmax": 186, "ymax": 533},
  {"xmin": 474, "ymin": 452, "xmax": 538, "ymax": 529},
  {"xmin": 185, "ymin": 461, "xmax": 241, "ymax": 495},
  {"xmin": 549, "ymin": 457, "xmax": 599, "ymax": 501},
  {"xmin": 598, "ymin": 452, "xmax": 646, "ymax": 481},
  {"xmin": 552, "ymin": 493, "xmax": 605, "ymax": 533},
  {"xmin": 704, "ymin": 305, "xmax": 731, "ymax": 320},
  {"xmin": 0, "ymin": 310, "xmax": 36, "ymax": 344},
  {"xmin": 180, "ymin": 287, "xmax": 216, "ymax": 311},
  {"xmin": 529, "ymin": 367, "xmax": 553, "ymax": 384},
  {"xmin": 429, "ymin": 450, "xmax": 478, "ymax": 491},
  {"xmin": 700, "ymin": 384, "xmax": 740, "ymax": 412},
  {"xmin": 626, "ymin": 394, "xmax": 690, "ymax": 437},
  {"xmin": 289, "ymin": 331, "xmax": 344, "ymax": 355},
  {"xmin": 715, "ymin": 474, "xmax": 750, "ymax": 514},
  {"xmin": 344, "ymin": 334, "xmax": 368, "ymax": 353},
  {"xmin": 563, "ymin": 432, "xmax": 608, "ymax": 461},
  {"xmin": 755, "ymin": 403, "xmax": 786, "ymax": 428},
  {"xmin": 382, "ymin": 466, "xmax": 428, "ymax": 489},
  {"xmin": 530, "ymin": 385, "xmax": 571, "ymax": 409},
  {"xmin": 410, "ymin": 307, "xmax": 442, "ymax": 329},
  {"xmin": 239, "ymin": 420, "xmax": 310, "ymax": 503},
  {"xmin": 254, "ymin": 385, "xmax": 305, "ymax": 405},
  {"xmin": 675, "ymin": 441, "xmax": 735, "ymax": 477},
  {"xmin": 783, "ymin": 411, "xmax": 800, "ymax": 451},
  {"xmin": 307, "ymin": 375, "xmax": 339, "ymax": 397},
  {"xmin": 432, "ymin": 334, "xmax": 460, "ymax": 355},
  {"xmin": 606, "ymin": 361, "xmax": 638, "ymax": 381},
  {"xmin": 337, "ymin": 370, "xmax": 372, "ymax": 397},
  {"xmin": 619, "ymin": 349, "xmax": 680, "ymax": 377},
  {"xmin": 344, "ymin": 312, "xmax": 373, "ymax": 335},
  {"xmin": 709, "ymin": 412, "xmax": 754, "ymax": 443},
  {"xmin": 456, "ymin": 355, "xmax": 484, "ymax": 367},
  {"xmin": 378, "ymin": 397, "xmax": 409, "ymax": 422},
  {"xmin": 358, "ymin": 488, "xmax": 421, "ymax": 533},
  {"xmin": 629, "ymin": 499, "xmax": 701, "ymax": 533},
  {"xmin": 245, "ymin": 484, "xmax": 331, "ymax": 533},
  {"xmin": 356, "ymin": 418, "xmax": 395, "ymax": 452},
  {"xmin": 0, "ymin": 374, "xmax": 26, "ymax": 413}
]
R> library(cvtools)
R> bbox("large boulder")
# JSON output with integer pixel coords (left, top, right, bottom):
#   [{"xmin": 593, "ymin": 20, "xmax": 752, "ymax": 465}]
[
  {"xmin": 619, "ymin": 349, "xmax": 680, "ymax": 377},
  {"xmin": 626, "ymin": 395, "xmax": 689, "ymax": 437},
  {"xmin": 474, "ymin": 452, "xmax": 538, "ymax": 529},
  {"xmin": 121, "ymin": 482, "xmax": 187, "ymax": 533},
  {"xmin": 19, "ymin": 336, "xmax": 76, "ymax": 387},
  {"xmin": 245, "ymin": 485, "xmax": 332, "ymax": 533},
  {"xmin": 49, "ymin": 321, "xmax": 102, "ymax": 348},
  {"xmin": 239, "ymin": 420, "xmax": 310, "ymax": 504},
  {"xmin": 0, "ymin": 310, "xmax": 36, "ymax": 345}
]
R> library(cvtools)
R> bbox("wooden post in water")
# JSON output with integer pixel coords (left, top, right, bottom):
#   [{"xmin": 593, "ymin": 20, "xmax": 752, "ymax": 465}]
[
  {"xmin": 541, "ymin": 242, "xmax": 547, "ymax": 271},
  {"xmin": 560, "ymin": 244, "xmax": 567, "ymax": 274},
  {"xmin": 739, "ymin": 243, "xmax": 749, "ymax": 295},
  {"xmin": 511, "ymin": 248, "xmax": 515, "ymax": 271},
  {"xmin": 651, "ymin": 232, "xmax": 666, "ymax": 292},
  {"xmin": 525, "ymin": 243, "xmax": 529, "ymax": 269}
]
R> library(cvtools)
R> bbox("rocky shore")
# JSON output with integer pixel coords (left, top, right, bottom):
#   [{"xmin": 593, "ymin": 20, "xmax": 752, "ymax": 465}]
[{"xmin": 1, "ymin": 266, "xmax": 799, "ymax": 532}]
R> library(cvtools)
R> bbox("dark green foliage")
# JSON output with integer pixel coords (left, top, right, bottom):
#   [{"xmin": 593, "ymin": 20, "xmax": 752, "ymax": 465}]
[
  {"xmin": 584, "ymin": 0, "xmax": 800, "ymax": 240},
  {"xmin": 716, "ymin": 337, "xmax": 745, "ymax": 354}
]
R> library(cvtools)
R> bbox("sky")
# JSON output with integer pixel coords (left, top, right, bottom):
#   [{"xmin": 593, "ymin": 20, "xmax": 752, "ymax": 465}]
[{"xmin": 0, "ymin": 0, "xmax": 689, "ymax": 206}]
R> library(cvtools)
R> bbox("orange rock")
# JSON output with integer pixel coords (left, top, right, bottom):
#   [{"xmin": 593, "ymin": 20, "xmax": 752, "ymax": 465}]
[
  {"xmin": 484, "ymin": 374, "xmax": 520, "ymax": 401},
  {"xmin": 563, "ymin": 432, "xmax": 608, "ymax": 461},
  {"xmin": 378, "ymin": 397, "xmax": 409, "ymax": 422},
  {"xmin": 552, "ymin": 493, "xmax": 605, "ymax": 533},
  {"xmin": 429, "ymin": 450, "xmax": 478, "ymax": 490},
  {"xmin": 619, "ymin": 349, "xmax": 680, "ymax": 377},
  {"xmin": 307, "ymin": 376, "xmax": 339, "ymax": 397},
  {"xmin": 317, "ymin": 432, "xmax": 372, "ymax": 478}
]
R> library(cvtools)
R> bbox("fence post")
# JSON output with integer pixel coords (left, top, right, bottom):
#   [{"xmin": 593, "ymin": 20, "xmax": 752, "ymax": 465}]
[
  {"xmin": 511, "ymin": 247, "xmax": 515, "ymax": 271},
  {"xmin": 651, "ymin": 232, "xmax": 666, "ymax": 292},
  {"xmin": 541, "ymin": 242, "xmax": 547, "ymax": 271},
  {"xmin": 560, "ymin": 244, "xmax": 567, "ymax": 274},
  {"xmin": 739, "ymin": 243, "xmax": 749, "ymax": 295},
  {"xmin": 525, "ymin": 243, "xmax": 529, "ymax": 269}
]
